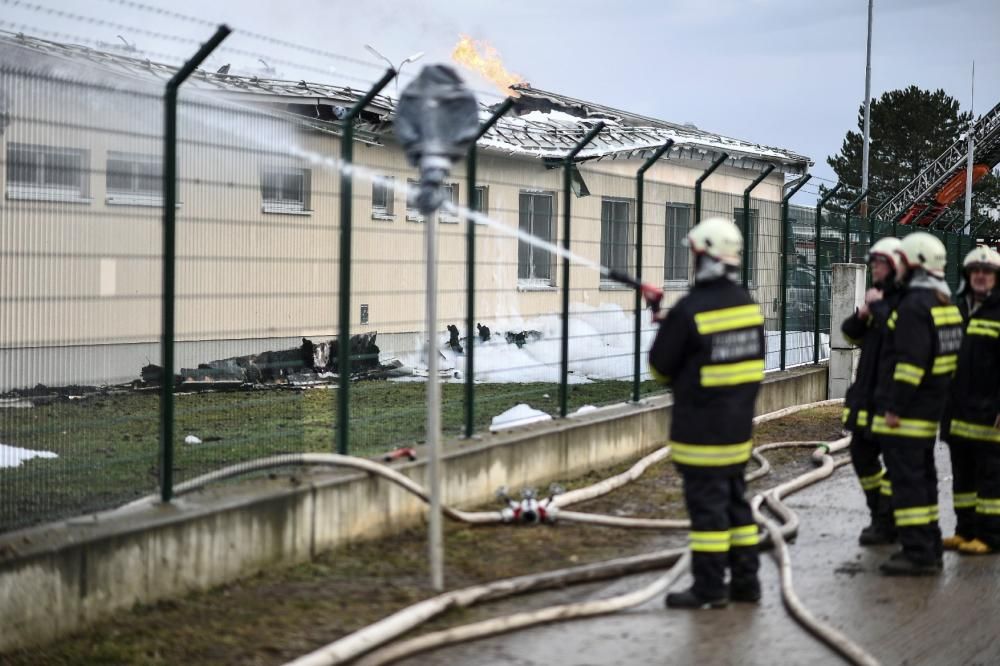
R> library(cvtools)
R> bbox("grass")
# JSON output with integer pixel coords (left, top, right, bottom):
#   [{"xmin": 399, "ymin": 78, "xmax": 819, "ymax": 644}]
[{"xmin": 0, "ymin": 379, "xmax": 664, "ymax": 532}]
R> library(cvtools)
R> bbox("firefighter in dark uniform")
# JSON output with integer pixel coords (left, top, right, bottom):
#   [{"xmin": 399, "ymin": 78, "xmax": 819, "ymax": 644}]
[
  {"xmin": 871, "ymin": 231, "xmax": 963, "ymax": 575},
  {"xmin": 649, "ymin": 217, "xmax": 765, "ymax": 608},
  {"xmin": 942, "ymin": 246, "xmax": 1000, "ymax": 555},
  {"xmin": 841, "ymin": 237, "xmax": 903, "ymax": 545}
]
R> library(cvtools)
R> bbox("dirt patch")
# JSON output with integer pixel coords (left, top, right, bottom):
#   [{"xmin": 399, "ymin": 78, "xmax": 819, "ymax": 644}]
[{"xmin": 1, "ymin": 406, "xmax": 845, "ymax": 666}]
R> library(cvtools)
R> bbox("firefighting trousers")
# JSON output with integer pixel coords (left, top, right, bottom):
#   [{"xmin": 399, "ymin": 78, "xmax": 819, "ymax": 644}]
[
  {"xmin": 681, "ymin": 469, "xmax": 760, "ymax": 599},
  {"xmin": 973, "ymin": 439, "xmax": 1000, "ymax": 549},
  {"xmin": 945, "ymin": 435, "xmax": 978, "ymax": 539},
  {"xmin": 877, "ymin": 434, "xmax": 942, "ymax": 564},
  {"xmin": 849, "ymin": 430, "xmax": 892, "ymax": 526}
]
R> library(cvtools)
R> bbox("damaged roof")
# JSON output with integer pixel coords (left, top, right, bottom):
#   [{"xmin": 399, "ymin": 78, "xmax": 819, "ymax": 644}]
[{"xmin": 0, "ymin": 30, "xmax": 811, "ymax": 175}]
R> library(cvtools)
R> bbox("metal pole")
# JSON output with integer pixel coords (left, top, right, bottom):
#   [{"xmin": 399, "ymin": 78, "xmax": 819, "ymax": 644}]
[
  {"xmin": 633, "ymin": 140, "xmax": 673, "ymax": 403},
  {"xmin": 425, "ymin": 206, "xmax": 444, "ymax": 591},
  {"xmin": 694, "ymin": 153, "xmax": 729, "ymax": 225},
  {"xmin": 464, "ymin": 99, "xmax": 513, "ymax": 438},
  {"xmin": 160, "ymin": 25, "xmax": 230, "ymax": 503},
  {"xmin": 861, "ymin": 0, "xmax": 874, "ymax": 216},
  {"xmin": 560, "ymin": 122, "xmax": 605, "ymax": 418},
  {"xmin": 963, "ymin": 61, "xmax": 976, "ymax": 233},
  {"xmin": 336, "ymin": 68, "xmax": 396, "ymax": 455},
  {"xmin": 814, "ymin": 183, "xmax": 842, "ymax": 364},
  {"xmin": 842, "ymin": 189, "xmax": 869, "ymax": 262},
  {"xmin": 741, "ymin": 165, "xmax": 775, "ymax": 288},
  {"xmin": 780, "ymin": 174, "xmax": 812, "ymax": 371}
]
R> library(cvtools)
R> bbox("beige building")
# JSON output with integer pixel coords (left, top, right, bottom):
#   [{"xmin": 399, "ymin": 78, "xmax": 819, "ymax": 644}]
[{"xmin": 0, "ymin": 31, "xmax": 812, "ymax": 391}]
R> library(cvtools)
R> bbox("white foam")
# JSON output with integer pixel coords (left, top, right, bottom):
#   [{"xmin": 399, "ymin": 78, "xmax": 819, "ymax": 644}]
[{"xmin": 0, "ymin": 443, "xmax": 58, "ymax": 469}]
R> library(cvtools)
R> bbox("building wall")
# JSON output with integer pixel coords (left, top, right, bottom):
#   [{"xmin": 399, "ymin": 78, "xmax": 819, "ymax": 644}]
[{"xmin": 0, "ymin": 68, "xmax": 795, "ymax": 389}]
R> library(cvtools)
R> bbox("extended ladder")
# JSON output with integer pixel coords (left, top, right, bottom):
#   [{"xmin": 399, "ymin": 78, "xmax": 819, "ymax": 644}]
[{"xmin": 877, "ymin": 99, "xmax": 1000, "ymax": 227}]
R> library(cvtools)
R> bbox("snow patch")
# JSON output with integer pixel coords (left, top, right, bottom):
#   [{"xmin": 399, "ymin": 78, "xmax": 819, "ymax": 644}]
[
  {"xmin": 1, "ymin": 443, "xmax": 58, "ymax": 469},
  {"xmin": 490, "ymin": 404, "xmax": 552, "ymax": 432}
]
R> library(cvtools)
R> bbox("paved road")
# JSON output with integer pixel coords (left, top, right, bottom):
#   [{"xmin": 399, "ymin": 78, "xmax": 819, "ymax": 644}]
[{"xmin": 402, "ymin": 443, "xmax": 1000, "ymax": 665}]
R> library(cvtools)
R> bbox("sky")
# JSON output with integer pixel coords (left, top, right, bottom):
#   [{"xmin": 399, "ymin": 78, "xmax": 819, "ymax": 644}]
[{"xmin": 4, "ymin": 0, "xmax": 999, "ymax": 202}]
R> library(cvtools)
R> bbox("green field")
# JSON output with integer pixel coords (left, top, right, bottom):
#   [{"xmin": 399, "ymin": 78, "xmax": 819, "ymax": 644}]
[{"xmin": 0, "ymin": 379, "xmax": 665, "ymax": 532}]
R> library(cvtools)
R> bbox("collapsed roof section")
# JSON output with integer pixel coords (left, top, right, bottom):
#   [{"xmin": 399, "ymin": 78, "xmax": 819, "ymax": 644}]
[{"xmin": 0, "ymin": 30, "xmax": 811, "ymax": 175}]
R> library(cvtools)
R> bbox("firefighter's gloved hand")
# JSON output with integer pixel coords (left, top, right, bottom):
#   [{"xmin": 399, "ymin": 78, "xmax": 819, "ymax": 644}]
[
  {"xmin": 884, "ymin": 412, "xmax": 901, "ymax": 428},
  {"xmin": 641, "ymin": 284, "xmax": 665, "ymax": 321}
]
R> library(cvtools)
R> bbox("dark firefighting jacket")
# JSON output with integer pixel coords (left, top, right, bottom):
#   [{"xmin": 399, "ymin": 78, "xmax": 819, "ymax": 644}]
[
  {"xmin": 841, "ymin": 286, "xmax": 901, "ymax": 431},
  {"xmin": 872, "ymin": 287, "xmax": 964, "ymax": 439},
  {"xmin": 648, "ymin": 278, "xmax": 765, "ymax": 473},
  {"xmin": 946, "ymin": 290, "xmax": 1000, "ymax": 442}
]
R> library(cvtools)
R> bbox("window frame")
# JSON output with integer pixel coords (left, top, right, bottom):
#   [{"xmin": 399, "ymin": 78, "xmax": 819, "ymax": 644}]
[
  {"xmin": 106, "ymin": 151, "xmax": 163, "ymax": 207},
  {"xmin": 664, "ymin": 202, "xmax": 693, "ymax": 288},
  {"xmin": 517, "ymin": 190, "xmax": 557, "ymax": 289},
  {"xmin": 371, "ymin": 176, "xmax": 395, "ymax": 220},
  {"xmin": 261, "ymin": 165, "xmax": 311, "ymax": 215},
  {"xmin": 5, "ymin": 143, "xmax": 91, "ymax": 204},
  {"xmin": 599, "ymin": 196, "xmax": 634, "ymax": 289}
]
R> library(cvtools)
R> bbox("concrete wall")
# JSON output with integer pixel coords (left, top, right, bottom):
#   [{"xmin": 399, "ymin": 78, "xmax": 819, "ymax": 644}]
[
  {"xmin": 0, "ymin": 366, "xmax": 827, "ymax": 653},
  {"xmin": 828, "ymin": 263, "xmax": 867, "ymax": 398}
]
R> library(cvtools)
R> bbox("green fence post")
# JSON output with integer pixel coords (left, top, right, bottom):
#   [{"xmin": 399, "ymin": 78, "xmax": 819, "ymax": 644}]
[
  {"xmin": 694, "ymin": 153, "xmax": 729, "ymax": 225},
  {"xmin": 559, "ymin": 123, "xmax": 605, "ymax": 418},
  {"xmin": 336, "ymin": 68, "xmax": 397, "ymax": 455},
  {"xmin": 780, "ymin": 174, "xmax": 811, "ymax": 371},
  {"xmin": 842, "ymin": 189, "xmax": 869, "ymax": 263},
  {"xmin": 633, "ymin": 140, "xmax": 673, "ymax": 403},
  {"xmin": 741, "ymin": 165, "xmax": 775, "ymax": 289},
  {"xmin": 160, "ymin": 25, "xmax": 231, "ymax": 503},
  {"xmin": 464, "ymin": 98, "xmax": 513, "ymax": 438},
  {"xmin": 814, "ymin": 183, "xmax": 842, "ymax": 364}
]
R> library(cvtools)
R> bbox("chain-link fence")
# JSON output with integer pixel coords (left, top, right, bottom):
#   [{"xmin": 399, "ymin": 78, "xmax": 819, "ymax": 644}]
[{"xmin": 0, "ymin": 22, "xmax": 982, "ymax": 533}]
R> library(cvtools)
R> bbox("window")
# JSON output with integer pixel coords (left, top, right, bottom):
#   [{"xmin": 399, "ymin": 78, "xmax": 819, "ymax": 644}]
[
  {"xmin": 518, "ymin": 191, "xmax": 554, "ymax": 286},
  {"xmin": 106, "ymin": 152, "xmax": 161, "ymax": 205},
  {"xmin": 371, "ymin": 177, "xmax": 394, "ymax": 219},
  {"xmin": 406, "ymin": 180, "xmax": 459, "ymax": 222},
  {"xmin": 664, "ymin": 204, "xmax": 692, "ymax": 284},
  {"xmin": 261, "ymin": 166, "xmax": 310, "ymax": 214},
  {"xmin": 600, "ymin": 198, "xmax": 632, "ymax": 283},
  {"xmin": 734, "ymin": 208, "xmax": 758, "ymax": 285},
  {"xmin": 472, "ymin": 185, "xmax": 488, "ymax": 216},
  {"xmin": 6, "ymin": 143, "xmax": 89, "ymax": 202}
]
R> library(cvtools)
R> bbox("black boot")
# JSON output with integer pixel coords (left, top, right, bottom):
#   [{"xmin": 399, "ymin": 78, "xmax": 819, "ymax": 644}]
[
  {"xmin": 879, "ymin": 553, "xmax": 942, "ymax": 576},
  {"xmin": 729, "ymin": 578, "xmax": 761, "ymax": 603},
  {"xmin": 859, "ymin": 522, "xmax": 898, "ymax": 546},
  {"xmin": 665, "ymin": 587, "xmax": 728, "ymax": 609}
]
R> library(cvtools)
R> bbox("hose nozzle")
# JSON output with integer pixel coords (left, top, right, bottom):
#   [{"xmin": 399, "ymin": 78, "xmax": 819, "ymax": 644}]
[{"xmin": 607, "ymin": 269, "xmax": 664, "ymax": 313}]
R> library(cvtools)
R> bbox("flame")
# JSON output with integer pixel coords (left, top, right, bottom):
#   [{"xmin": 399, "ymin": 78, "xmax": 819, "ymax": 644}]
[{"xmin": 450, "ymin": 35, "xmax": 523, "ymax": 96}]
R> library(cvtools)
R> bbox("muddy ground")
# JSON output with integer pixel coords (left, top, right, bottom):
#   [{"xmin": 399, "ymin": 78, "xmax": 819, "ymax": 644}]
[{"xmin": 0, "ymin": 406, "xmax": 844, "ymax": 666}]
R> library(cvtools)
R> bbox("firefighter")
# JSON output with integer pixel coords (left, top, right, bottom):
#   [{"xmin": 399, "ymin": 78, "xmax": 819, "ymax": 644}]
[
  {"xmin": 941, "ymin": 246, "xmax": 1000, "ymax": 554},
  {"xmin": 871, "ymin": 231, "xmax": 963, "ymax": 575},
  {"xmin": 841, "ymin": 237, "xmax": 903, "ymax": 545},
  {"xmin": 649, "ymin": 216, "xmax": 765, "ymax": 609}
]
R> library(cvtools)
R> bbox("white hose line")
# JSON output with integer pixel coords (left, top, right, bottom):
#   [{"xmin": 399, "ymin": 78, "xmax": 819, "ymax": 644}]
[
  {"xmin": 556, "ymin": 510, "xmax": 689, "ymax": 529},
  {"xmin": 353, "ymin": 553, "xmax": 692, "ymax": 666},
  {"xmin": 283, "ymin": 547, "xmax": 688, "ymax": 666},
  {"xmin": 292, "ymin": 436, "xmax": 855, "ymax": 666},
  {"xmin": 551, "ymin": 445, "xmax": 673, "ymax": 508},
  {"xmin": 751, "ymin": 440, "xmax": 880, "ymax": 666},
  {"xmin": 752, "ymin": 398, "xmax": 844, "ymax": 426}
]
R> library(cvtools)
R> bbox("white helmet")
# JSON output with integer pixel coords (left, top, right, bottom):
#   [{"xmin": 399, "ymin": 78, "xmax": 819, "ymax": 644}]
[
  {"xmin": 962, "ymin": 245, "xmax": 1000, "ymax": 273},
  {"xmin": 865, "ymin": 237, "xmax": 902, "ymax": 273},
  {"xmin": 686, "ymin": 217, "xmax": 743, "ymax": 267},
  {"xmin": 898, "ymin": 231, "xmax": 947, "ymax": 278}
]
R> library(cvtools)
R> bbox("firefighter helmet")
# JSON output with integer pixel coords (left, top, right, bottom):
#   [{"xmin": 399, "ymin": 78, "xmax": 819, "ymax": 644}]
[
  {"xmin": 686, "ymin": 217, "xmax": 743, "ymax": 267},
  {"xmin": 898, "ymin": 231, "xmax": 947, "ymax": 278},
  {"xmin": 962, "ymin": 245, "xmax": 1000, "ymax": 273},
  {"xmin": 865, "ymin": 237, "xmax": 902, "ymax": 272}
]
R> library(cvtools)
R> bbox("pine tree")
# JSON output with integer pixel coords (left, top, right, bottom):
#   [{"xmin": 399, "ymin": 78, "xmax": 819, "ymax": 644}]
[{"xmin": 825, "ymin": 85, "xmax": 999, "ymax": 232}]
